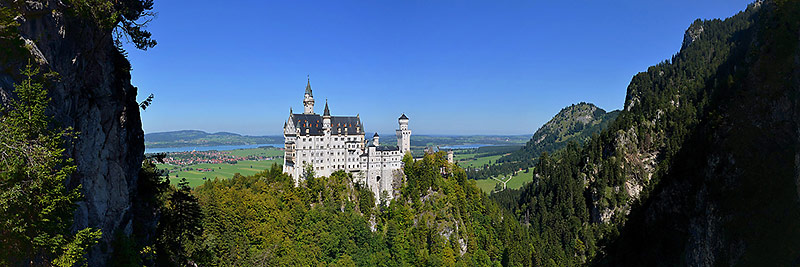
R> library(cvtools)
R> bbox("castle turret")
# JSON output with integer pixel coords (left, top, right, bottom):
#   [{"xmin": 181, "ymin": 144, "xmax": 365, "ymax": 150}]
[
  {"xmin": 303, "ymin": 77, "xmax": 315, "ymax": 114},
  {"xmin": 396, "ymin": 114, "xmax": 411, "ymax": 153},
  {"xmin": 373, "ymin": 132, "xmax": 380, "ymax": 146},
  {"xmin": 323, "ymin": 99, "xmax": 331, "ymax": 130}
]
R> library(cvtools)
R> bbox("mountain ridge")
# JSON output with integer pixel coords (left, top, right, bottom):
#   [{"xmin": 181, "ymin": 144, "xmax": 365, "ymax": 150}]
[
  {"xmin": 500, "ymin": 102, "xmax": 619, "ymax": 164},
  {"xmin": 493, "ymin": 1, "xmax": 800, "ymax": 265},
  {"xmin": 467, "ymin": 102, "xmax": 619, "ymax": 180}
]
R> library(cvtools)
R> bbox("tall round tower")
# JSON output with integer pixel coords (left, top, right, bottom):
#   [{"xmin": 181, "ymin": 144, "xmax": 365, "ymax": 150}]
[
  {"xmin": 396, "ymin": 114, "xmax": 411, "ymax": 153},
  {"xmin": 303, "ymin": 77, "xmax": 315, "ymax": 114}
]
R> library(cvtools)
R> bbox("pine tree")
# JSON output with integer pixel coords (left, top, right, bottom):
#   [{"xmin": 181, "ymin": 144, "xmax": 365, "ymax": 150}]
[
  {"xmin": 156, "ymin": 178, "xmax": 203, "ymax": 266},
  {"xmin": 0, "ymin": 63, "xmax": 101, "ymax": 266}
]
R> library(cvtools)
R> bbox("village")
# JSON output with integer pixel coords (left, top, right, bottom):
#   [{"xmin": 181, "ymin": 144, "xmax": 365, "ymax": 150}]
[{"xmin": 162, "ymin": 150, "xmax": 279, "ymax": 169}]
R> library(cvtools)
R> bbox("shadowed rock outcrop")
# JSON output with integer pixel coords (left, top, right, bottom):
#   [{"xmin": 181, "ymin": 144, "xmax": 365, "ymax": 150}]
[{"xmin": 0, "ymin": 1, "xmax": 147, "ymax": 265}]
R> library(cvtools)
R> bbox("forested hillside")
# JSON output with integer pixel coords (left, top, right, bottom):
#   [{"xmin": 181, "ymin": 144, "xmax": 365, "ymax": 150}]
[
  {"xmin": 467, "ymin": 103, "xmax": 618, "ymax": 180},
  {"xmin": 166, "ymin": 152, "xmax": 537, "ymax": 266},
  {"xmin": 494, "ymin": 1, "xmax": 800, "ymax": 265}
]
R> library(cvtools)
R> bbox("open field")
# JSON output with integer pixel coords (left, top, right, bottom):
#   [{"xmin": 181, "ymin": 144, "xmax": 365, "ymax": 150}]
[
  {"xmin": 156, "ymin": 147, "xmax": 283, "ymax": 187},
  {"xmin": 507, "ymin": 170, "xmax": 534, "ymax": 189},
  {"xmin": 459, "ymin": 154, "xmax": 503, "ymax": 168},
  {"xmin": 226, "ymin": 147, "xmax": 284, "ymax": 157},
  {"xmin": 473, "ymin": 170, "xmax": 536, "ymax": 194},
  {"xmin": 475, "ymin": 179, "xmax": 501, "ymax": 193}
]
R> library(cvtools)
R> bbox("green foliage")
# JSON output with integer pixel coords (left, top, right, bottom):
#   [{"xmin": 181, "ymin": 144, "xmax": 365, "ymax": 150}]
[
  {"xmin": 468, "ymin": 103, "xmax": 619, "ymax": 180},
  {"xmin": 66, "ymin": 0, "xmax": 157, "ymax": 50},
  {"xmin": 0, "ymin": 7, "xmax": 27, "ymax": 70},
  {"xmin": 495, "ymin": 1, "xmax": 800, "ymax": 265},
  {"xmin": 179, "ymin": 153, "xmax": 534, "ymax": 266},
  {"xmin": 0, "ymin": 63, "xmax": 100, "ymax": 265},
  {"xmin": 53, "ymin": 229, "xmax": 103, "ymax": 267},
  {"xmin": 156, "ymin": 178, "xmax": 204, "ymax": 266}
]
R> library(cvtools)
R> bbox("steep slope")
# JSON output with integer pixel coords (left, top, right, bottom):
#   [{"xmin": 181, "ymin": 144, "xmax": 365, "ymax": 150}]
[
  {"xmin": 186, "ymin": 153, "xmax": 535, "ymax": 266},
  {"xmin": 468, "ymin": 102, "xmax": 618, "ymax": 180},
  {"xmin": 0, "ymin": 1, "xmax": 155, "ymax": 265},
  {"xmin": 500, "ymin": 102, "xmax": 619, "ymax": 164},
  {"xmin": 497, "ymin": 1, "xmax": 800, "ymax": 265},
  {"xmin": 600, "ymin": 1, "xmax": 800, "ymax": 265}
]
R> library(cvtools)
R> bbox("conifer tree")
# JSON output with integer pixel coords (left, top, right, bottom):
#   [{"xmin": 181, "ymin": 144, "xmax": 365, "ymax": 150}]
[{"xmin": 0, "ymin": 63, "xmax": 101, "ymax": 266}]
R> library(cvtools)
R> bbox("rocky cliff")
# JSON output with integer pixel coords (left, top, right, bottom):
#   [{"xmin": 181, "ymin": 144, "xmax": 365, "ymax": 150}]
[
  {"xmin": 0, "ymin": 1, "xmax": 147, "ymax": 265},
  {"xmin": 501, "ymin": 1, "xmax": 800, "ymax": 265},
  {"xmin": 602, "ymin": 1, "xmax": 800, "ymax": 264}
]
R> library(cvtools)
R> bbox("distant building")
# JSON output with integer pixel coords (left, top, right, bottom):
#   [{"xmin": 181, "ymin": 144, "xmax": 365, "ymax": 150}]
[{"xmin": 283, "ymin": 78, "xmax": 411, "ymax": 199}]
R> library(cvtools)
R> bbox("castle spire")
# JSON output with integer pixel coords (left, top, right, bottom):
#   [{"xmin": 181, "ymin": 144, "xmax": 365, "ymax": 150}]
[
  {"xmin": 303, "ymin": 76, "xmax": 315, "ymax": 114},
  {"xmin": 305, "ymin": 75, "xmax": 312, "ymax": 96},
  {"xmin": 323, "ymin": 99, "xmax": 330, "ymax": 117}
]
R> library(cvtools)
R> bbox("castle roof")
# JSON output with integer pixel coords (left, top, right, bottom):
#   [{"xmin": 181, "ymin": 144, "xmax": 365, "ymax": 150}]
[
  {"xmin": 305, "ymin": 77, "xmax": 312, "ymax": 96},
  {"xmin": 323, "ymin": 100, "xmax": 330, "ymax": 116},
  {"xmin": 373, "ymin": 132, "xmax": 379, "ymax": 137},
  {"xmin": 290, "ymin": 113, "xmax": 362, "ymax": 136},
  {"xmin": 399, "ymin": 113, "xmax": 408, "ymax": 120}
]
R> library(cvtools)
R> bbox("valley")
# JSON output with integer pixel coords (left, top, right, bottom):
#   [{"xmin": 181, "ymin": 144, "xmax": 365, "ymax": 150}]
[{"xmin": 1, "ymin": 0, "xmax": 797, "ymax": 266}]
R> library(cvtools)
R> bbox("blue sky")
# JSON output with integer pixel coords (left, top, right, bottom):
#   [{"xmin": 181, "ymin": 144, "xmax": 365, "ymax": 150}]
[{"xmin": 127, "ymin": 0, "xmax": 754, "ymax": 136}]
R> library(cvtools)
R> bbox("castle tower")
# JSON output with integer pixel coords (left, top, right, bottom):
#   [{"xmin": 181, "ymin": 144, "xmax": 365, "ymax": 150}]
[
  {"xmin": 303, "ymin": 77, "xmax": 315, "ymax": 114},
  {"xmin": 323, "ymin": 100, "xmax": 331, "ymax": 130},
  {"xmin": 373, "ymin": 132, "xmax": 380, "ymax": 146},
  {"xmin": 396, "ymin": 114, "xmax": 411, "ymax": 153}
]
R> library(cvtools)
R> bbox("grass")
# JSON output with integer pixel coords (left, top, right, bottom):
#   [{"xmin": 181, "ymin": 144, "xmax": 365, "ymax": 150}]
[
  {"xmin": 459, "ymin": 154, "xmax": 503, "ymax": 168},
  {"xmin": 227, "ymin": 147, "xmax": 284, "ymax": 157},
  {"xmin": 506, "ymin": 170, "xmax": 534, "ymax": 189},
  {"xmin": 473, "ymin": 170, "xmax": 535, "ymax": 194},
  {"xmin": 475, "ymin": 179, "xmax": 501, "ymax": 193},
  {"xmin": 156, "ymin": 147, "xmax": 283, "ymax": 187}
]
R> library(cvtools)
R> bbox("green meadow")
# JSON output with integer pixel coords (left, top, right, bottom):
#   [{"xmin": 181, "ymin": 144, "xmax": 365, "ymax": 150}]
[
  {"xmin": 156, "ymin": 147, "xmax": 283, "ymax": 187},
  {"xmin": 155, "ymin": 146, "xmax": 532, "ymax": 191},
  {"xmin": 455, "ymin": 152, "xmax": 504, "ymax": 168},
  {"xmin": 472, "ymin": 169, "xmax": 535, "ymax": 194}
]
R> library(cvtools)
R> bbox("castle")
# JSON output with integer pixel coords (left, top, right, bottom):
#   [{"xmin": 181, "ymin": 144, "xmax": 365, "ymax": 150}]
[{"xmin": 283, "ymin": 79, "xmax": 411, "ymax": 199}]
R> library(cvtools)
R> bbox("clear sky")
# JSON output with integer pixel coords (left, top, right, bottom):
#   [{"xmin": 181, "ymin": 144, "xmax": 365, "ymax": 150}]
[{"xmin": 126, "ymin": 0, "xmax": 754, "ymax": 136}]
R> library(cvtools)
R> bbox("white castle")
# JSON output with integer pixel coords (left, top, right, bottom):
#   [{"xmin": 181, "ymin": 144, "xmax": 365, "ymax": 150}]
[{"xmin": 283, "ymin": 78, "xmax": 411, "ymax": 199}]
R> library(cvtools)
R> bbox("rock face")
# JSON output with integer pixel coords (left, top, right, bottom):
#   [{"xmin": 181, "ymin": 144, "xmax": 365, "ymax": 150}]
[
  {"xmin": 0, "ymin": 2, "xmax": 145, "ymax": 265},
  {"xmin": 600, "ymin": 1, "xmax": 800, "ymax": 265}
]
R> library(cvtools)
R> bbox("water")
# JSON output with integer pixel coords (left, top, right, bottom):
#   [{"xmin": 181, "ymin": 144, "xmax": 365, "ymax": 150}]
[
  {"xmin": 439, "ymin": 144, "xmax": 496, "ymax": 150},
  {"xmin": 145, "ymin": 143, "xmax": 285, "ymax": 154}
]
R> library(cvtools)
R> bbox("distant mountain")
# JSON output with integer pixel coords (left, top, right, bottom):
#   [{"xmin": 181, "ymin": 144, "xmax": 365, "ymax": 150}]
[
  {"xmin": 498, "ymin": 102, "xmax": 619, "ymax": 164},
  {"xmin": 144, "ymin": 130, "xmax": 283, "ymax": 148},
  {"xmin": 466, "ymin": 102, "xmax": 618, "ymax": 179},
  {"xmin": 495, "ymin": 2, "xmax": 800, "ymax": 265}
]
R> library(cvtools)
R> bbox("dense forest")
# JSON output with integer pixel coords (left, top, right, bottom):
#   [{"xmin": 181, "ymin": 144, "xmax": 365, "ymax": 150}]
[
  {"xmin": 139, "ymin": 152, "xmax": 538, "ymax": 266},
  {"xmin": 2, "ymin": 0, "xmax": 800, "ymax": 266},
  {"xmin": 467, "ymin": 103, "xmax": 618, "ymax": 180},
  {"xmin": 495, "ymin": 1, "xmax": 800, "ymax": 265}
]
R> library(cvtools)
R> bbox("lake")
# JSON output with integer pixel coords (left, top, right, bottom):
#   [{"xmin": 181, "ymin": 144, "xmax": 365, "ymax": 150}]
[
  {"xmin": 145, "ymin": 143, "xmax": 285, "ymax": 154},
  {"xmin": 439, "ymin": 144, "xmax": 497, "ymax": 149}
]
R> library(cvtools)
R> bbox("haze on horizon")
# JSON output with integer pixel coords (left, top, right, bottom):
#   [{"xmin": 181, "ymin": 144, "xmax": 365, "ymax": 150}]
[{"xmin": 126, "ymin": 0, "xmax": 753, "ymax": 136}]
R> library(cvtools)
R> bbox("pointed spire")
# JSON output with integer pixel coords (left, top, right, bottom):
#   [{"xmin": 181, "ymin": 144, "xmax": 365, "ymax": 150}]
[
  {"xmin": 290, "ymin": 107, "xmax": 293, "ymax": 114},
  {"xmin": 305, "ymin": 75, "xmax": 312, "ymax": 96},
  {"xmin": 323, "ymin": 99, "xmax": 330, "ymax": 116}
]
